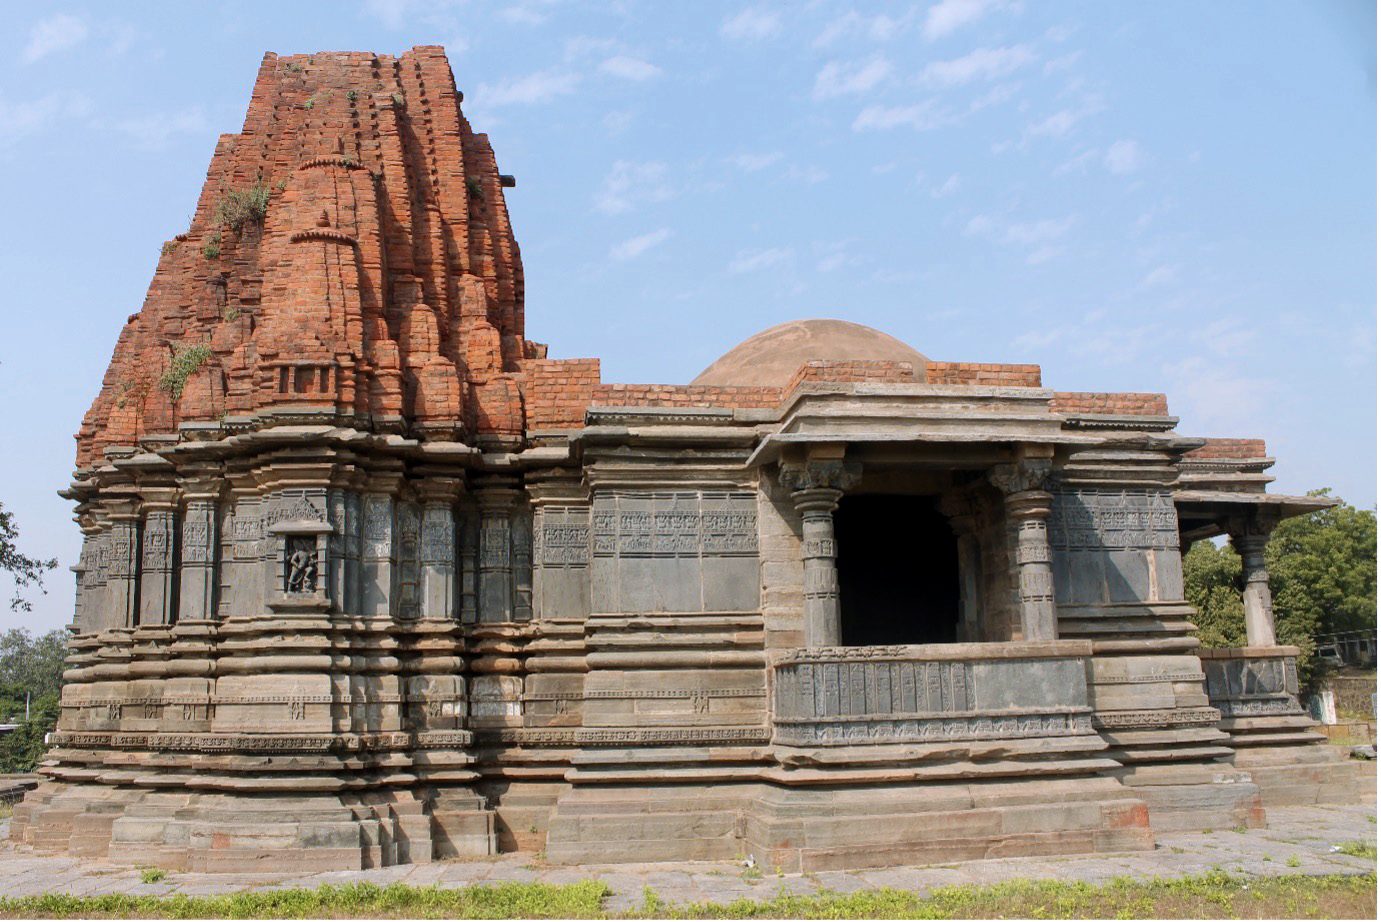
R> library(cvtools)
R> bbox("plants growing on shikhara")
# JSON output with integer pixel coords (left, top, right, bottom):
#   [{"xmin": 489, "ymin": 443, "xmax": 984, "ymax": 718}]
[
  {"xmin": 157, "ymin": 341, "xmax": 213, "ymax": 402},
  {"xmin": 214, "ymin": 183, "xmax": 271, "ymax": 235}
]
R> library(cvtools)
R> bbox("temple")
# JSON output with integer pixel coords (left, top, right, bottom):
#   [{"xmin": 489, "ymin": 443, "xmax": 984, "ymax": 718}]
[{"xmin": 11, "ymin": 48, "xmax": 1366, "ymax": 873}]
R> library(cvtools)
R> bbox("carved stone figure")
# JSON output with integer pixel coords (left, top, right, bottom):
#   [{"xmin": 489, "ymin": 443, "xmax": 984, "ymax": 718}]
[{"xmin": 286, "ymin": 541, "xmax": 317, "ymax": 594}]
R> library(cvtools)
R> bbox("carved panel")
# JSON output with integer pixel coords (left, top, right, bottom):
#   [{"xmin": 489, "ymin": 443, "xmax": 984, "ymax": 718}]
[
  {"xmin": 1048, "ymin": 489, "xmax": 1179, "ymax": 550},
  {"xmin": 363, "ymin": 495, "xmax": 392, "ymax": 558},
  {"xmin": 541, "ymin": 520, "xmax": 589, "ymax": 566},
  {"xmin": 591, "ymin": 491, "xmax": 757, "ymax": 558}
]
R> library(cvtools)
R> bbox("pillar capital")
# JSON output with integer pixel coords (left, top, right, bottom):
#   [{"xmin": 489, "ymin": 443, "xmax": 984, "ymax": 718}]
[
  {"xmin": 987, "ymin": 459, "xmax": 1052, "ymax": 496},
  {"xmin": 779, "ymin": 460, "xmax": 861, "ymax": 495}
]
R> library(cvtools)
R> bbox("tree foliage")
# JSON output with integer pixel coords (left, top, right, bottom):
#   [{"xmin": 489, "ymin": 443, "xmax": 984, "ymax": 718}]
[
  {"xmin": 1185, "ymin": 491, "xmax": 1377, "ymax": 686},
  {"xmin": 0, "ymin": 627, "xmax": 68, "ymax": 773},
  {"xmin": 0, "ymin": 500, "xmax": 58, "ymax": 612}
]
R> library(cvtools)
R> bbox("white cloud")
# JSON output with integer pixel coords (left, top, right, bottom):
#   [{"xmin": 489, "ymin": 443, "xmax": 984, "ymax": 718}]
[
  {"xmin": 1137, "ymin": 265, "xmax": 1171, "ymax": 289},
  {"xmin": 564, "ymin": 36, "xmax": 618, "ymax": 60},
  {"xmin": 1104, "ymin": 139, "xmax": 1146, "ymax": 174},
  {"xmin": 722, "ymin": 7, "xmax": 782, "ymax": 42},
  {"xmin": 931, "ymin": 173, "xmax": 961, "ymax": 197},
  {"xmin": 852, "ymin": 101, "xmax": 948, "ymax": 131},
  {"xmin": 924, "ymin": 0, "xmax": 998, "ymax": 41},
  {"xmin": 785, "ymin": 164, "xmax": 829, "ymax": 183},
  {"xmin": 921, "ymin": 45, "xmax": 1035, "ymax": 86},
  {"xmin": 1003, "ymin": 216, "xmax": 1075, "ymax": 246},
  {"xmin": 965, "ymin": 213, "xmax": 1076, "ymax": 263},
  {"xmin": 1027, "ymin": 108, "xmax": 1080, "ymax": 138},
  {"xmin": 497, "ymin": 2, "xmax": 560, "ymax": 26},
  {"xmin": 813, "ymin": 55, "xmax": 892, "ymax": 99},
  {"xmin": 1162, "ymin": 356, "xmax": 1272, "ymax": 431},
  {"xmin": 813, "ymin": 11, "xmax": 909, "ymax": 47},
  {"xmin": 600, "ymin": 56, "xmax": 662, "ymax": 81},
  {"xmin": 0, "ymin": 90, "xmax": 91, "ymax": 150},
  {"xmin": 596, "ymin": 160, "xmax": 674, "ymax": 214},
  {"xmin": 602, "ymin": 110, "xmax": 633, "ymax": 136},
  {"xmin": 728, "ymin": 247, "xmax": 793, "ymax": 273},
  {"xmin": 474, "ymin": 69, "xmax": 578, "ymax": 107},
  {"xmin": 727, "ymin": 151, "xmax": 784, "ymax": 171},
  {"xmin": 23, "ymin": 13, "xmax": 89, "ymax": 63},
  {"xmin": 1043, "ymin": 50, "xmax": 1081, "ymax": 75},
  {"xmin": 610, "ymin": 227, "xmax": 672, "ymax": 261},
  {"xmin": 114, "ymin": 107, "xmax": 210, "ymax": 151}
]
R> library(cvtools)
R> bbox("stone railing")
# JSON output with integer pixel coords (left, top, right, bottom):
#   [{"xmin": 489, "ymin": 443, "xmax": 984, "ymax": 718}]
[
  {"xmin": 1199, "ymin": 647, "xmax": 1306, "ymax": 719},
  {"xmin": 770, "ymin": 641, "xmax": 1094, "ymax": 746}
]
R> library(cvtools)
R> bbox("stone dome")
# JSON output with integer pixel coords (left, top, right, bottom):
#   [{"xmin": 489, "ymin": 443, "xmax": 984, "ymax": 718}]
[{"xmin": 691, "ymin": 318, "xmax": 928, "ymax": 387}]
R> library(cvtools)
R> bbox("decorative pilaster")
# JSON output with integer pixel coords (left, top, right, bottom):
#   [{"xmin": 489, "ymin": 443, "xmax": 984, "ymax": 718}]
[
  {"xmin": 138, "ymin": 500, "xmax": 178, "ymax": 626},
  {"xmin": 417, "ymin": 479, "xmax": 461, "ymax": 620},
  {"xmin": 476, "ymin": 480, "xmax": 518, "ymax": 623},
  {"xmin": 780, "ymin": 459, "xmax": 861, "ymax": 648},
  {"xmin": 1230, "ymin": 512, "xmax": 1280, "ymax": 647},
  {"xmin": 989, "ymin": 460, "xmax": 1057, "ymax": 642},
  {"xmin": 361, "ymin": 488, "xmax": 396, "ymax": 616},
  {"xmin": 178, "ymin": 481, "xmax": 220, "ymax": 621}
]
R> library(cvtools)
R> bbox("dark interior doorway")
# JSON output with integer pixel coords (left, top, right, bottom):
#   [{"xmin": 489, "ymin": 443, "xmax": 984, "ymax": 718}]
[{"xmin": 835, "ymin": 494, "xmax": 961, "ymax": 646}]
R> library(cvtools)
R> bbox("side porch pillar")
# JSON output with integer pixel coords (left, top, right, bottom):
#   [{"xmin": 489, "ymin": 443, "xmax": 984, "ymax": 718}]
[
  {"xmin": 1229, "ymin": 512, "xmax": 1280, "ymax": 648},
  {"xmin": 780, "ymin": 456, "xmax": 860, "ymax": 648},
  {"xmin": 989, "ymin": 459, "xmax": 1057, "ymax": 642}
]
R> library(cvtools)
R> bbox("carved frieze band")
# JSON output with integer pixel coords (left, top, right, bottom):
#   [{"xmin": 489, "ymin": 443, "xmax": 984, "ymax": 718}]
[
  {"xmin": 1202, "ymin": 655, "xmax": 1303, "ymax": 716},
  {"xmin": 473, "ymin": 727, "xmax": 771, "ymax": 746},
  {"xmin": 1048, "ymin": 489, "xmax": 1179, "ymax": 551},
  {"xmin": 592, "ymin": 491, "xmax": 758, "ymax": 558},
  {"xmin": 1091, "ymin": 706, "xmax": 1223, "ymax": 729},
  {"xmin": 776, "ymin": 711, "xmax": 1092, "ymax": 747},
  {"xmin": 49, "ymin": 729, "xmax": 473, "ymax": 753}
]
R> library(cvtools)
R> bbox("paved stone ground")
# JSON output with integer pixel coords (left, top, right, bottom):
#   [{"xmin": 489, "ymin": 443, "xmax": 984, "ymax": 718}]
[{"xmin": 0, "ymin": 805, "xmax": 1375, "ymax": 913}]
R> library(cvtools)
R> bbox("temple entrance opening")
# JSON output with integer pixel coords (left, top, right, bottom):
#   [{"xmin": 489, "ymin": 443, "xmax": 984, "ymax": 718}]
[{"xmin": 835, "ymin": 494, "xmax": 961, "ymax": 646}]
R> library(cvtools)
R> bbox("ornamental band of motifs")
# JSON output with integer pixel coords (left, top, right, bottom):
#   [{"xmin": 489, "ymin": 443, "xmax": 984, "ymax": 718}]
[
  {"xmin": 49, "ymin": 730, "xmax": 474, "ymax": 753},
  {"xmin": 590, "ymin": 491, "xmax": 758, "ymax": 559},
  {"xmin": 773, "ymin": 712, "xmax": 1093, "ymax": 747},
  {"xmin": 1047, "ymin": 489, "xmax": 1179, "ymax": 550}
]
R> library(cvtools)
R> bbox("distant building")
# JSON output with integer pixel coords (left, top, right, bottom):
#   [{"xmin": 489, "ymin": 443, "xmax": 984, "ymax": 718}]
[{"xmin": 11, "ymin": 48, "xmax": 1362, "ymax": 873}]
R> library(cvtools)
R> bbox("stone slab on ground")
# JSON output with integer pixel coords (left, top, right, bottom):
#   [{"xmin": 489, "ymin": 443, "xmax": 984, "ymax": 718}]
[{"xmin": 0, "ymin": 805, "xmax": 1374, "ymax": 907}]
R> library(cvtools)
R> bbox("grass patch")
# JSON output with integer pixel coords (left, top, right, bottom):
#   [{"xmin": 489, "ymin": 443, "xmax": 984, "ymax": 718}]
[
  {"xmin": 0, "ymin": 802, "xmax": 13, "ymax": 820},
  {"xmin": 1335, "ymin": 840, "xmax": 1377, "ymax": 860},
  {"xmin": 0, "ymin": 872, "xmax": 1371, "ymax": 920},
  {"xmin": 138, "ymin": 868, "xmax": 167, "ymax": 885},
  {"xmin": 655, "ymin": 871, "xmax": 1375, "ymax": 919},
  {"xmin": 0, "ymin": 880, "xmax": 611, "ymax": 919}
]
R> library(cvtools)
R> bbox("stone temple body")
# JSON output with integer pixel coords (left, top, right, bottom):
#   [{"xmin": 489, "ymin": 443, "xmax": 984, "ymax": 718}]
[{"xmin": 12, "ymin": 48, "xmax": 1365, "ymax": 872}]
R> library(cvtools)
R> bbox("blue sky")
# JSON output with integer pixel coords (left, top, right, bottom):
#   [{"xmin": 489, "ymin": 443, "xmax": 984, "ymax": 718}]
[{"xmin": 0, "ymin": 0, "xmax": 1375, "ymax": 634}]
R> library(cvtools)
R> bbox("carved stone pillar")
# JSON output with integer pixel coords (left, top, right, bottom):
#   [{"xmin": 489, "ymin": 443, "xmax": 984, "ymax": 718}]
[
  {"xmin": 780, "ymin": 459, "xmax": 861, "ymax": 648},
  {"xmin": 476, "ymin": 480, "xmax": 518, "ymax": 623},
  {"xmin": 989, "ymin": 460, "xmax": 1057, "ymax": 642},
  {"xmin": 939, "ymin": 490, "xmax": 984, "ymax": 643},
  {"xmin": 1230, "ymin": 513, "xmax": 1279, "ymax": 648},
  {"xmin": 361, "ymin": 491, "xmax": 396, "ymax": 616},
  {"xmin": 417, "ymin": 479, "xmax": 461, "ymax": 620},
  {"xmin": 139, "ymin": 500, "xmax": 178, "ymax": 626},
  {"xmin": 107, "ymin": 507, "xmax": 140, "ymax": 630},
  {"xmin": 178, "ymin": 482, "xmax": 220, "ymax": 621}
]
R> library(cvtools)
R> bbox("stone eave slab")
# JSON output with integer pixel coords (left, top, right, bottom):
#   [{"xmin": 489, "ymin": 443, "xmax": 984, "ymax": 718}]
[
  {"xmin": 1174, "ymin": 490, "xmax": 1339, "ymax": 521},
  {"xmin": 746, "ymin": 428, "xmax": 1105, "ymax": 468}
]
